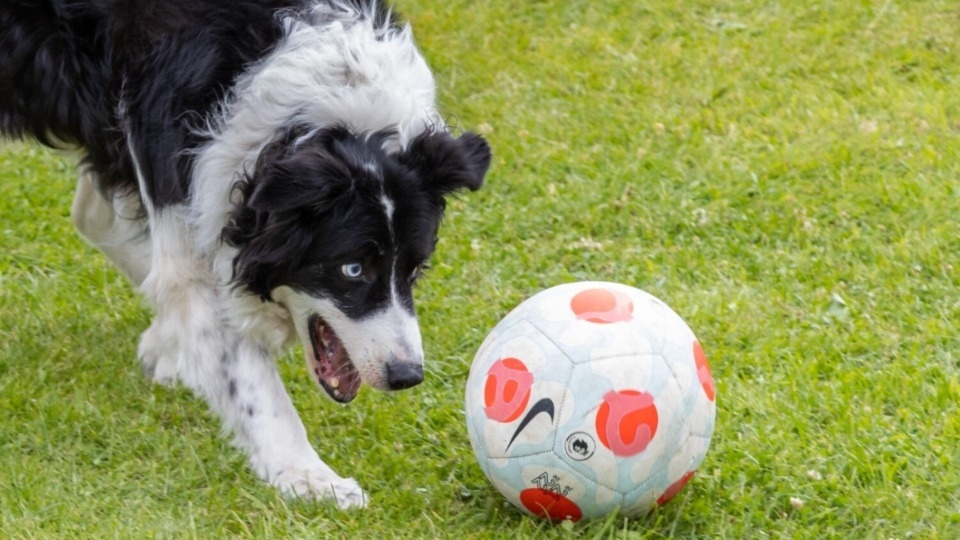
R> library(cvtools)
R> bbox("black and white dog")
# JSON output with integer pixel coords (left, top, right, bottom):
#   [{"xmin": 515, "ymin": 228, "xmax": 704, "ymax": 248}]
[{"xmin": 0, "ymin": 0, "xmax": 490, "ymax": 508}]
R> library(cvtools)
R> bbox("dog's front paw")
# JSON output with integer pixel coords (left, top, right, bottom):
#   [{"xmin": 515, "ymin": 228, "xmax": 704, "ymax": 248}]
[
  {"xmin": 273, "ymin": 468, "xmax": 368, "ymax": 509},
  {"xmin": 137, "ymin": 321, "xmax": 179, "ymax": 385}
]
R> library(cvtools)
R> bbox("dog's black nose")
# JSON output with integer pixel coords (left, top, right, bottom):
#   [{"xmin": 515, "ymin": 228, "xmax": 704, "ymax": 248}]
[{"xmin": 386, "ymin": 362, "xmax": 424, "ymax": 390}]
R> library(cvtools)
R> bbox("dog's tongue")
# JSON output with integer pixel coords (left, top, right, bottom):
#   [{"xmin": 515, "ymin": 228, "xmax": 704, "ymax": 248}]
[{"xmin": 313, "ymin": 322, "xmax": 361, "ymax": 403}]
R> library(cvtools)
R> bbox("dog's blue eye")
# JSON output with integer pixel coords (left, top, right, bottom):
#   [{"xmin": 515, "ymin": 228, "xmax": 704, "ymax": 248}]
[{"xmin": 340, "ymin": 263, "xmax": 363, "ymax": 279}]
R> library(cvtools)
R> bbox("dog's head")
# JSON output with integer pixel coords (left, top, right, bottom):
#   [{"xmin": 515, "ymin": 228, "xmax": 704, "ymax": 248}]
[{"xmin": 223, "ymin": 126, "xmax": 490, "ymax": 403}]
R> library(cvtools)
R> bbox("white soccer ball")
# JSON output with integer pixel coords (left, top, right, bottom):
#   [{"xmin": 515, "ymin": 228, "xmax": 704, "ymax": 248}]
[{"xmin": 465, "ymin": 282, "xmax": 716, "ymax": 521}]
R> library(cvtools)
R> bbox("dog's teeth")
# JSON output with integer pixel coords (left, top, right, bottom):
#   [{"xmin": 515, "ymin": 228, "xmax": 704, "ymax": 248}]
[{"xmin": 329, "ymin": 377, "xmax": 340, "ymax": 389}]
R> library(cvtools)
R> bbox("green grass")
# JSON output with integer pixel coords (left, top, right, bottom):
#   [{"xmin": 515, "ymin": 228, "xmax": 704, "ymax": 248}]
[{"xmin": 2, "ymin": 0, "xmax": 959, "ymax": 537}]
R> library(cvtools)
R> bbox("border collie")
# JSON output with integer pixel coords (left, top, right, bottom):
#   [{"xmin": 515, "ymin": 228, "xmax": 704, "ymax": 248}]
[{"xmin": 0, "ymin": 0, "xmax": 490, "ymax": 508}]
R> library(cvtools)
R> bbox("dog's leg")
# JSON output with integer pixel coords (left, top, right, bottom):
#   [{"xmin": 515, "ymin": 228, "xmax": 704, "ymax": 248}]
[
  {"xmin": 218, "ymin": 338, "xmax": 368, "ymax": 507},
  {"xmin": 71, "ymin": 171, "xmax": 151, "ymax": 286},
  {"xmin": 138, "ymin": 212, "xmax": 366, "ymax": 508}
]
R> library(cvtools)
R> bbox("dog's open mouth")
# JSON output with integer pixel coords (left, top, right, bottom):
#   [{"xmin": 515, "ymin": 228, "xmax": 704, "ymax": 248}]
[{"xmin": 308, "ymin": 315, "xmax": 361, "ymax": 403}]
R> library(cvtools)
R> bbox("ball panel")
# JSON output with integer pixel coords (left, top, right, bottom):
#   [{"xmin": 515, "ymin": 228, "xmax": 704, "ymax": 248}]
[
  {"xmin": 693, "ymin": 341, "xmax": 716, "ymax": 402},
  {"xmin": 554, "ymin": 422, "xmax": 621, "ymax": 492},
  {"xmin": 473, "ymin": 382, "xmax": 573, "ymax": 459},
  {"xmin": 595, "ymin": 390, "xmax": 658, "ymax": 457},
  {"xmin": 555, "ymin": 355, "xmax": 687, "ymax": 493},
  {"xmin": 480, "ymin": 457, "xmax": 522, "ymax": 505},
  {"xmin": 620, "ymin": 463, "xmax": 671, "ymax": 516},
  {"xmin": 657, "ymin": 470, "xmax": 696, "ymax": 506},
  {"xmin": 570, "ymin": 287, "xmax": 634, "ymax": 324},
  {"xmin": 483, "ymin": 358, "xmax": 533, "ymax": 423},
  {"xmin": 687, "ymin": 390, "xmax": 717, "ymax": 440},
  {"xmin": 622, "ymin": 487, "xmax": 659, "ymax": 517},
  {"xmin": 657, "ymin": 312, "xmax": 707, "ymax": 422},
  {"xmin": 525, "ymin": 283, "xmax": 667, "ymax": 365},
  {"xmin": 466, "ymin": 320, "xmax": 574, "ymax": 459},
  {"xmin": 625, "ymin": 428, "xmax": 709, "ymax": 508},
  {"xmin": 520, "ymin": 488, "xmax": 583, "ymax": 522},
  {"xmin": 663, "ymin": 430, "xmax": 705, "ymax": 488}
]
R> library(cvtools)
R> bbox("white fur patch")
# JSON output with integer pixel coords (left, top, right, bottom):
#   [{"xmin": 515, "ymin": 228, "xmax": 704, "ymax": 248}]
[
  {"xmin": 190, "ymin": 2, "xmax": 441, "ymax": 257},
  {"xmin": 380, "ymin": 193, "xmax": 396, "ymax": 236},
  {"xmin": 70, "ymin": 171, "xmax": 151, "ymax": 285}
]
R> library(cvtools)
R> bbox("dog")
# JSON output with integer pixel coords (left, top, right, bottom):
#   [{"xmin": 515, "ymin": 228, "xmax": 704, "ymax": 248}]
[{"xmin": 0, "ymin": 0, "xmax": 490, "ymax": 508}]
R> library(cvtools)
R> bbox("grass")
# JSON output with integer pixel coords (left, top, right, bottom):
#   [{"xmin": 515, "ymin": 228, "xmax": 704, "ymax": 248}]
[{"xmin": 2, "ymin": 0, "xmax": 959, "ymax": 537}]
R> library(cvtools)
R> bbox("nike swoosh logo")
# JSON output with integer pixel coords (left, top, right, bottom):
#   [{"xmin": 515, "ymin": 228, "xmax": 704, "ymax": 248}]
[{"xmin": 505, "ymin": 397, "xmax": 555, "ymax": 451}]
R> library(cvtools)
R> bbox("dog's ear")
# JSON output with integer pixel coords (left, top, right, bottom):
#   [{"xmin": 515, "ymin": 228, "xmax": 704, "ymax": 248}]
[
  {"xmin": 399, "ymin": 130, "xmax": 491, "ymax": 198},
  {"xmin": 245, "ymin": 144, "xmax": 352, "ymax": 213}
]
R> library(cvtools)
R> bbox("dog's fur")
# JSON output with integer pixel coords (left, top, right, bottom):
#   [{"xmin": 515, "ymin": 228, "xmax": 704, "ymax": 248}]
[{"xmin": 0, "ymin": 0, "xmax": 490, "ymax": 507}]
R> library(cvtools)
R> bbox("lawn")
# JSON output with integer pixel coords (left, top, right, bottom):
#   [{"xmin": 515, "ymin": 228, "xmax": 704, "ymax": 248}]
[{"xmin": 1, "ymin": 0, "xmax": 959, "ymax": 537}]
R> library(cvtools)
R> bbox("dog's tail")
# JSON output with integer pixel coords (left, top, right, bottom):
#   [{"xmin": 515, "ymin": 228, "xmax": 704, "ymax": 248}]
[{"xmin": 0, "ymin": 1, "xmax": 114, "ymax": 148}]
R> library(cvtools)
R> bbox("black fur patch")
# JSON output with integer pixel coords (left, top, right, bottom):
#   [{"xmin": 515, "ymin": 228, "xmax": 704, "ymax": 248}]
[{"xmin": 0, "ymin": 0, "xmax": 400, "ymax": 205}]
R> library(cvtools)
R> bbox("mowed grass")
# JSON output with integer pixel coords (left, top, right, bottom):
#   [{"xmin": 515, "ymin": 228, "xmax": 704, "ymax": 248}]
[{"xmin": 2, "ymin": 0, "xmax": 959, "ymax": 537}]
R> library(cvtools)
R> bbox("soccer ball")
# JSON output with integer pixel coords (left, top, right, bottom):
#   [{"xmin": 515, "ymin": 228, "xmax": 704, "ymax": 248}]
[{"xmin": 465, "ymin": 282, "xmax": 716, "ymax": 521}]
